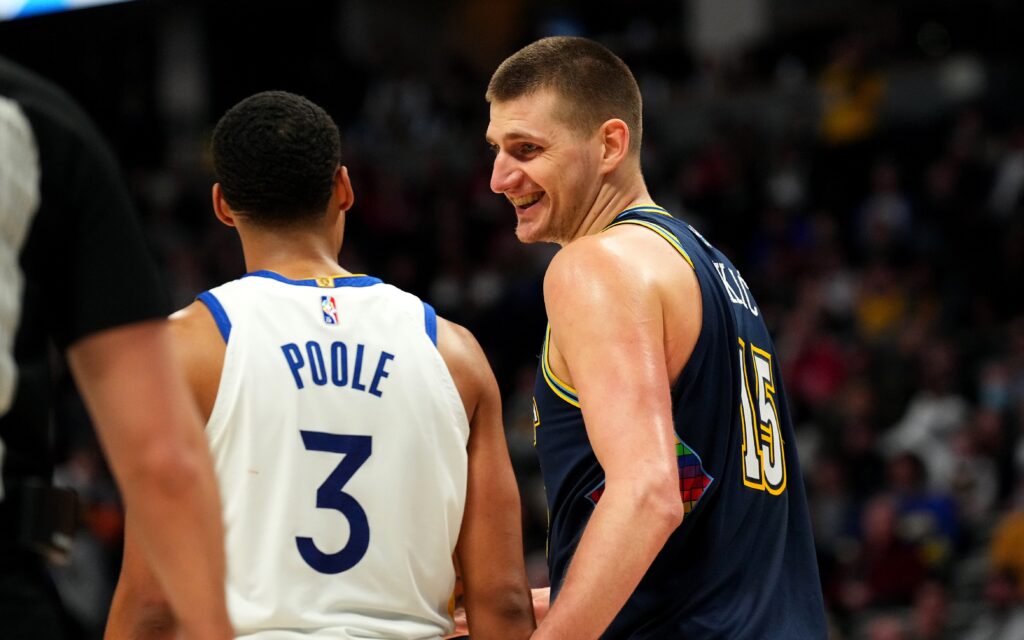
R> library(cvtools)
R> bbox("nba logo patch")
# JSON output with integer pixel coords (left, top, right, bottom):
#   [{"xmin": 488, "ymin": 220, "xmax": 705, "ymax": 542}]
[{"xmin": 321, "ymin": 296, "xmax": 339, "ymax": 325}]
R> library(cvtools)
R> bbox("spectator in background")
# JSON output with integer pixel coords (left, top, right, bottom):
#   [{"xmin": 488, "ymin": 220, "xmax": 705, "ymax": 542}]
[
  {"xmin": 837, "ymin": 495, "xmax": 926, "ymax": 611},
  {"xmin": 883, "ymin": 343, "xmax": 970, "ymax": 492},
  {"xmin": 988, "ymin": 499, "xmax": 1024, "ymax": 598},
  {"xmin": 856, "ymin": 160, "xmax": 913, "ymax": 260},
  {"xmin": 887, "ymin": 452, "xmax": 960, "ymax": 572},
  {"xmin": 818, "ymin": 33, "xmax": 886, "ymax": 147},
  {"xmin": 963, "ymin": 570, "xmax": 1024, "ymax": 640},
  {"xmin": 865, "ymin": 615, "xmax": 910, "ymax": 640},
  {"xmin": 910, "ymin": 581, "xmax": 951, "ymax": 640}
]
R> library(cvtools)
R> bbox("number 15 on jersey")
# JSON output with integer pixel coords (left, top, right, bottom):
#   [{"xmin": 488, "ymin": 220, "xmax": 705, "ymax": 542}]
[{"xmin": 738, "ymin": 338, "xmax": 787, "ymax": 494}]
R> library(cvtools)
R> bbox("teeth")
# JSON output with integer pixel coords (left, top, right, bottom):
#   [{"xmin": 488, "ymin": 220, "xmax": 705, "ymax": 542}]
[{"xmin": 510, "ymin": 193, "xmax": 542, "ymax": 208}]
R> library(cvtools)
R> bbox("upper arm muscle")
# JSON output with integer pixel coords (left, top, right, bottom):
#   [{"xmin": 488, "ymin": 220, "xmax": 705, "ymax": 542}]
[
  {"xmin": 168, "ymin": 301, "xmax": 226, "ymax": 423},
  {"xmin": 544, "ymin": 234, "xmax": 684, "ymax": 487}
]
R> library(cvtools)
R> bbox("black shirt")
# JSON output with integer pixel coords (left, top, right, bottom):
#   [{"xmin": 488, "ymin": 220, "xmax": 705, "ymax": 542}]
[{"xmin": 0, "ymin": 56, "xmax": 168, "ymax": 489}]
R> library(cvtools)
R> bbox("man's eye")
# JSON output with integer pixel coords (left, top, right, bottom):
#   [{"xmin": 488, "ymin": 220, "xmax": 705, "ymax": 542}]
[
  {"xmin": 519, "ymin": 143, "xmax": 539, "ymax": 154},
  {"xmin": 487, "ymin": 143, "xmax": 499, "ymax": 154}
]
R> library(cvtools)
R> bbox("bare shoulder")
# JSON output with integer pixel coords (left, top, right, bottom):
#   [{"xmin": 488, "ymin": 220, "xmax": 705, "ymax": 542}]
[
  {"xmin": 167, "ymin": 299, "xmax": 224, "ymax": 360},
  {"xmin": 435, "ymin": 317, "xmax": 495, "ymax": 420},
  {"xmin": 435, "ymin": 314, "xmax": 474, "ymax": 363},
  {"xmin": 544, "ymin": 229, "xmax": 668, "ymax": 320},
  {"xmin": 544, "ymin": 225, "xmax": 700, "ymax": 383},
  {"xmin": 168, "ymin": 300, "xmax": 226, "ymax": 422},
  {"xmin": 169, "ymin": 300, "xmax": 220, "ymax": 336}
]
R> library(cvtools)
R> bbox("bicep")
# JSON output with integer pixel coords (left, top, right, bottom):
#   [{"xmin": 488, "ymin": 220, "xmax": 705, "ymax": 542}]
[
  {"xmin": 546, "ymin": 247, "xmax": 677, "ymax": 483},
  {"xmin": 444, "ymin": 323, "xmax": 522, "ymax": 575},
  {"xmin": 439, "ymin": 320, "xmax": 532, "ymax": 633},
  {"xmin": 65, "ymin": 319, "xmax": 204, "ymax": 477}
]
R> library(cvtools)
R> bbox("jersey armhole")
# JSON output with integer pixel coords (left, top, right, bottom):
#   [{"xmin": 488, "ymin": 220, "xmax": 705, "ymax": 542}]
[
  {"xmin": 605, "ymin": 219, "xmax": 696, "ymax": 271},
  {"xmin": 422, "ymin": 301, "xmax": 438, "ymax": 346},
  {"xmin": 196, "ymin": 291, "xmax": 231, "ymax": 343}
]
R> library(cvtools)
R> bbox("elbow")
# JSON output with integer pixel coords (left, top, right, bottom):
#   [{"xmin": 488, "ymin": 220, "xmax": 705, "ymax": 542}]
[
  {"xmin": 497, "ymin": 591, "xmax": 537, "ymax": 633},
  {"xmin": 128, "ymin": 439, "xmax": 209, "ymax": 497},
  {"xmin": 650, "ymin": 491, "xmax": 684, "ymax": 535},
  {"xmin": 469, "ymin": 588, "xmax": 536, "ymax": 639},
  {"xmin": 635, "ymin": 477, "xmax": 684, "ymax": 536}
]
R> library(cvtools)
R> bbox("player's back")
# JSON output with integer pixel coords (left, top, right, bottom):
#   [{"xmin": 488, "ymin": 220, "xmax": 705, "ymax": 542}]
[{"xmin": 198, "ymin": 270, "xmax": 468, "ymax": 639}]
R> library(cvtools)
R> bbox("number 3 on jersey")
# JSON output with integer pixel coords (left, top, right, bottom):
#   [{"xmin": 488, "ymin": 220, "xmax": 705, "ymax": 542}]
[
  {"xmin": 296, "ymin": 431, "xmax": 371, "ymax": 574},
  {"xmin": 738, "ymin": 338, "xmax": 786, "ymax": 494}
]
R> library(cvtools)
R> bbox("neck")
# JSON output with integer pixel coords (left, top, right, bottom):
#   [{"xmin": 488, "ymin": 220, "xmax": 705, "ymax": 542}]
[
  {"xmin": 565, "ymin": 168, "xmax": 654, "ymax": 245},
  {"xmin": 238, "ymin": 224, "xmax": 349, "ymax": 279}
]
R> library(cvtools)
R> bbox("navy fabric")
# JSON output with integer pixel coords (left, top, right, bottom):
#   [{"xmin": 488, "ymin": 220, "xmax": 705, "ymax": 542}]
[{"xmin": 533, "ymin": 207, "xmax": 826, "ymax": 639}]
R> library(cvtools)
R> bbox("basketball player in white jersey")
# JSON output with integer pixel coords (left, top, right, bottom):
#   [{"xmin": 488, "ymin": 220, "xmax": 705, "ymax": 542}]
[{"xmin": 105, "ymin": 91, "xmax": 535, "ymax": 639}]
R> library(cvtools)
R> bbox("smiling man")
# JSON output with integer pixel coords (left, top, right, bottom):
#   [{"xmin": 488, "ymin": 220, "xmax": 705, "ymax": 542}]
[{"xmin": 485, "ymin": 37, "xmax": 827, "ymax": 639}]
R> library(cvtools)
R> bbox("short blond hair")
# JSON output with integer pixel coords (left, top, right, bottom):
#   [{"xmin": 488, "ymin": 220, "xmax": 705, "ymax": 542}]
[{"xmin": 486, "ymin": 36, "xmax": 642, "ymax": 154}]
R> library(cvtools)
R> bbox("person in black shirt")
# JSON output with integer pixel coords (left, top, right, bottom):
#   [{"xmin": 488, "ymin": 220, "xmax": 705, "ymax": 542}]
[{"xmin": 0, "ymin": 56, "xmax": 232, "ymax": 640}]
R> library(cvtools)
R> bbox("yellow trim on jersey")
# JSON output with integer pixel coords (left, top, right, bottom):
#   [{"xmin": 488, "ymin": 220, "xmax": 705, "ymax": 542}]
[
  {"xmin": 604, "ymin": 220, "xmax": 695, "ymax": 270},
  {"xmin": 621, "ymin": 205, "xmax": 674, "ymax": 218},
  {"xmin": 541, "ymin": 325, "xmax": 581, "ymax": 408},
  {"xmin": 750, "ymin": 343, "xmax": 787, "ymax": 496},
  {"xmin": 314, "ymin": 274, "xmax": 369, "ymax": 288}
]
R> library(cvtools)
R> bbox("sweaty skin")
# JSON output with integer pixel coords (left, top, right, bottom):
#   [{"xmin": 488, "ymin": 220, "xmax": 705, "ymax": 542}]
[{"xmin": 488, "ymin": 88, "xmax": 702, "ymax": 639}]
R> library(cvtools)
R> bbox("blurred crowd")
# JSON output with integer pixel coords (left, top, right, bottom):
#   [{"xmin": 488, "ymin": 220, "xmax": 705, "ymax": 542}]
[{"xmin": 5, "ymin": 1, "xmax": 1024, "ymax": 638}]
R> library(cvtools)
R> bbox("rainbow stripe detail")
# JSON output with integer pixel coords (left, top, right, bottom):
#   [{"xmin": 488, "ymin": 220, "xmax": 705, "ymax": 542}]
[
  {"xmin": 588, "ymin": 437, "xmax": 713, "ymax": 517},
  {"xmin": 677, "ymin": 439, "xmax": 712, "ymax": 515}
]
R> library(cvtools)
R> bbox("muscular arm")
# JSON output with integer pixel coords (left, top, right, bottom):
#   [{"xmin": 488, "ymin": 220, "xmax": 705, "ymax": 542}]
[
  {"xmin": 102, "ymin": 305, "xmax": 228, "ymax": 639},
  {"xmin": 67, "ymin": 319, "xmax": 231, "ymax": 640},
  {"xmin": 438, "ymin": 318, "xmax": 535, "ymax": 639},
  {"xmin": 533, "ymin": 232, "xmax": 697, "ymax": 640}
]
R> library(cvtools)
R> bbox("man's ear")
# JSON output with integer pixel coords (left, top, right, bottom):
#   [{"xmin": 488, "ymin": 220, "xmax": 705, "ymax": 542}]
[
  {"xmin": 211, "ymin": 183, "xmax": 237, "ymax": 228},
  {"xmin": 336, "ymin": 166, "xmax": 355, "ymax": 212},
  {"xmin": 597, "ymin": 118, "xmax": 630, "ymax": 175}
]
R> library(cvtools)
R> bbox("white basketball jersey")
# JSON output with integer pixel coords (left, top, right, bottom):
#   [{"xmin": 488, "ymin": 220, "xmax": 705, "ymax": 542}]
[{"xmin": 199, "ymin": 270, "xmax": 469, "ymax": 639}]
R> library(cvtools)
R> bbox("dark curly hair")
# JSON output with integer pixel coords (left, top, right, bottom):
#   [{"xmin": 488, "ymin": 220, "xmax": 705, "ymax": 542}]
[{"xmin": 211, "ymin": 91, "xmax": 341, "ymax": 228}]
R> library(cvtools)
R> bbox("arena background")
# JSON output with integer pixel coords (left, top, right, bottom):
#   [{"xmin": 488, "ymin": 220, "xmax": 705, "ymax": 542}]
[{"xmin": 4, "ymin": 1, "xmax": 1024, "ymax": 638}]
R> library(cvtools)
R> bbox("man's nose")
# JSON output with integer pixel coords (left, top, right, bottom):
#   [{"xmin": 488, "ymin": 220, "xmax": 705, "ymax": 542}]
[{"xmin": 490, "ymin": 152, "xmax": 520, "ymax": 194}]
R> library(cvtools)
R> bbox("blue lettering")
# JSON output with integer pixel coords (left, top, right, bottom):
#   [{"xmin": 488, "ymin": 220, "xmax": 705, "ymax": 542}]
[
  {"xmin": 282, "ymin": 343, "xmax": 305, "ymax": 389},
  {"xmin": 369, "ymin": 352, "xmax": 395, "ymax": 397},
  {"xmin": 352, "ymin": 344, "xmax": 367, "ymax": 391},
  {"xmin": 306, "ymin": 341, "xmax": 327, "ymax": 386},
  {"xmin": 280, "ymin": 340, "xmax": 395, "ymax": 396},
  {"xmin": 330, "ymin": 341, "xmax": 349, "ymax": 386}
]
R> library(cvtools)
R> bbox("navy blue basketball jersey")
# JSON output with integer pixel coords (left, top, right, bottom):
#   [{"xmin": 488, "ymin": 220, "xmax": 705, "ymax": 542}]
[{"xmin": 533, "ymin": 205, "xmax": 827, "ymax": 639}]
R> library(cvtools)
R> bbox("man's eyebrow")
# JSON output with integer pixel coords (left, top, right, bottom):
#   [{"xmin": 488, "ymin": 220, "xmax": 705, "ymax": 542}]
[{"xmin": 487, "ymin": 129, "xmax": 544, "ymax": 144}]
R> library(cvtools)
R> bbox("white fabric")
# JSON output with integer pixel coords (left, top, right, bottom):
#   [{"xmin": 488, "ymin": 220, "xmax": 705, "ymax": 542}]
[
  {"xmin": 0, "ymin": 94, "xmax": 40, "ymax": 420},
  {"xmin": 204, "ymin": 274, "xmax": 468, "ymax": 639}
]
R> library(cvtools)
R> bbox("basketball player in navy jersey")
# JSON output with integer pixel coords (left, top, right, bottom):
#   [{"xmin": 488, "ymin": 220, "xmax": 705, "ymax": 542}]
[
  {"xmin": 484, "ymin": 37, "xmax": 827, "ymax": 638},
  {"xmin": 106, "ymin": 92, "xmax": 534, "ymax": 639}
]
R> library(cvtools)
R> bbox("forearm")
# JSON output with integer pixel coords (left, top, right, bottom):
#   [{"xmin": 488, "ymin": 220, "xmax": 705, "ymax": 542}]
[
  {"xmin": 113, "ymin": 433, "xmax": 230, "ymax": 639},
  {"xmin": 534, "ymin": 485, "xmax": 681, "ymax": 640},
  {"xmin": 68, "ymin": 322, "xmax": 232, "ymax": 639}
]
